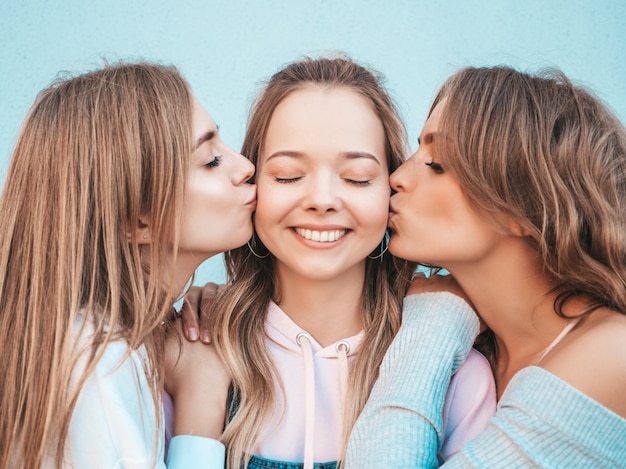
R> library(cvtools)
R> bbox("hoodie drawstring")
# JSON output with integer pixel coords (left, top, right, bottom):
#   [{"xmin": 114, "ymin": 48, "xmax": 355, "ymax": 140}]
[
  {"xmin": 335, "ymin": 340, "xmax": 350, "ymax": 413},
  {"xmin": 296, "ymin": 333, "xmax": 351, "ymax": 469},
  {"xmin": 296, "ymin": 332, "xmax": 315, "ymax": 469}
]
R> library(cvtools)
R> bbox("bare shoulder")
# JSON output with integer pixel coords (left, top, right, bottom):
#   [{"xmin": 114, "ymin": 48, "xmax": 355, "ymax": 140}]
[{"xmin": 542, "ymin": 309, "xmax": 626, "ymax": 418}]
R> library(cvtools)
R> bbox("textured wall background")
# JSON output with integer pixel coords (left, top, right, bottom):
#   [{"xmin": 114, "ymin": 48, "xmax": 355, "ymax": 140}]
[{"xmin": 1, "ymin": 0, "xmax": 625, "ymax": 284}]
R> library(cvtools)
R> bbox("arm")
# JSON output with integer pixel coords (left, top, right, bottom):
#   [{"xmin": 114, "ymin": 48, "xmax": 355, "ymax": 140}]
[
  {"xmin": 164, "ymin": 320, "xmax": 230, "ymax": 468},
  {"xmin": 441, "ymin": 367, "xmax": 626, "ymax": 468},
  {"xmin": 345, "ymin": 292, "xmax": 480, "ymax": 469}
]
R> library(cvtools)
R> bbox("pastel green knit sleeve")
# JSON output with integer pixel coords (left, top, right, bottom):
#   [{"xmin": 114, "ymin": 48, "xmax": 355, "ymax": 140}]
[
  {"xmin": 345, "ymin": 292, "xmax": 479, "ymax": 469},
  {"xmin": 442, "ymin": 367, "xmax": 626, "ymax": 468}
]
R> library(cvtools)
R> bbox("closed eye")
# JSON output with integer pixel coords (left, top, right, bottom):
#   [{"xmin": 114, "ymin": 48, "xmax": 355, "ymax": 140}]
[
  {"xmin": 344, "ymin": 179, "xmax": 371, "ymax": 186},
  {"xmin": 425, "ymin": 161, "xmax": 444, "ymax": 173},
  {"xmin": 205, "ymin": 155, "xmax": 222, "ymax": 168},
  {"xmin": 275, "ymin": 176, "xmax": 303, "ymax": 183}
]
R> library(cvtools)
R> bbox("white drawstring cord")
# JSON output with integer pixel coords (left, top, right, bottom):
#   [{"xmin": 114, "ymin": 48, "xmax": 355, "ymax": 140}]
[
  {"xmin": 335, "ymin": 340, "xmax": 350, "ymax": 414},
  {"xmin": 296, "ymin": 332, "xmax": 315, "ymax": 469}
]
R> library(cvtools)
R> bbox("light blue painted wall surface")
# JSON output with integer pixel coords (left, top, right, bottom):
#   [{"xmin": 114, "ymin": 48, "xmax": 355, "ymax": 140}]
[{"xmin": 1, "ymin": 0, "xmax": 625, "ymax": 284}]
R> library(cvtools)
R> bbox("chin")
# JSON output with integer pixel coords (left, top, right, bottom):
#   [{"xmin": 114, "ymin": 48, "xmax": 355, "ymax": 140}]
[
  {"xmin": 387, "ymin": 239, "xmax": 405, "ymax": 258},
  {"xmin": 389, "ymin": 245, "xmax": 421, "ymax": 264}
]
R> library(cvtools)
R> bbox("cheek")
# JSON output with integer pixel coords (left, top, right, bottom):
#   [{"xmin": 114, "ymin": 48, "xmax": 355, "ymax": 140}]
[
  {"xmin": 358, "ymin": 185, "xmax": 391, "ymax": 232},
  {"xmin": 254, "ymin": 184, "xmax": 288, "ymax": 234},
  {"xmin": 182, "ymin": 173, "xmax": 233, "ymax": 227}
]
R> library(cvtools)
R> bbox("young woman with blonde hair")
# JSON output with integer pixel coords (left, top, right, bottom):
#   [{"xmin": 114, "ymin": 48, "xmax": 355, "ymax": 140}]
[
  {"xmin": 346, "ymin": 66, "xmax": 626, "ymax": 467},
  {"xmin": 172, "ymin": 55, "xmax": 496, "ymax": 469},
  {"xmin": 0, "ymin": 62, "xmax": 256, "ymax": 468}
]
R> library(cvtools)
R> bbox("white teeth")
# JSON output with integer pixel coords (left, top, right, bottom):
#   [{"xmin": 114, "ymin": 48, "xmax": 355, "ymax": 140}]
[{"xmin": 295, "ymin": 228, "xmax": 347, "ymax": 243}]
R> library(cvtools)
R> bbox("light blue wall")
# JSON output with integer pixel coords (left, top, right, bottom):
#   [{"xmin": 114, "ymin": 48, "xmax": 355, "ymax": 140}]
[{"xmin": 1, "ymin": 0, "xmax": 625, "ymax": 284}]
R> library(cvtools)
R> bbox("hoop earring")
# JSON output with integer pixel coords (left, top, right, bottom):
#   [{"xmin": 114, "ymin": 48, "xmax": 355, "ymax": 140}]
[
  {"xmin": 368, "ymin": 230, "xmax": 389, "ymax": 260},
  {"xmin": 247, "ymin": 232, "xmax": 270, "ymax": 259}
]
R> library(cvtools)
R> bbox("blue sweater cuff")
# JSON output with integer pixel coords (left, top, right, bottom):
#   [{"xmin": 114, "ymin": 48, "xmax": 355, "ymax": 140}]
[{"xmin": 166, "ymin": 435, "xmax": 225, "ymax": 469}]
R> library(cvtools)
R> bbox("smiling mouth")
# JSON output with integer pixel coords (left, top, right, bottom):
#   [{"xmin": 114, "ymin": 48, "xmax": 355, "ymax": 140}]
[{"xmin": 294, "ymin": 228, "xmax": 347, "ymax": 242}]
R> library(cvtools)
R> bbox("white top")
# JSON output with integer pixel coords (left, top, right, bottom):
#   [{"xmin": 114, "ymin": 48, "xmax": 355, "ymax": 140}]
[
  {"xmin": 45, "ymin": 319, "xmax": 223, "ymax": 468},
  {"xmin": 63, "ymin": 340, "xmax": 165, "ymax": 467}
]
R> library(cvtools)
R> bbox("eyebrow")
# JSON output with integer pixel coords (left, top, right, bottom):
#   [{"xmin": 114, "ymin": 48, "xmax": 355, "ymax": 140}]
[
  {"xmin": 266, "ymin": 150, "xmax": 381, "ymax": 165},
  {"xmin": 343, "ymin": 151, "xmax": 382, "ymax": 165},
  {"xmin": 418, "ymin": 131, "xmax": 437, "ymax": 146},
  {"xmin": 195, "ymin": 129, "xmax": 216, "ymax": 150}
]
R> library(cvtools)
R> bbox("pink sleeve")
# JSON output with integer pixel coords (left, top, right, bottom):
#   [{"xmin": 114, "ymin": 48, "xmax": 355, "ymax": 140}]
[{"xmin": 439, "ymin": 349, "xmax": 496, "ymax": 461}]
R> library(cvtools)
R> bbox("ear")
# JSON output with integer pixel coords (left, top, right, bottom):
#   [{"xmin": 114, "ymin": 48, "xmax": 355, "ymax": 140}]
[
  {"xmin": 505, "ymin": 216, "xmax": 531, "ymax": 237},
  {"xmin": 127, "ymin": 217, "xmax": 152, "ymax": 244}
]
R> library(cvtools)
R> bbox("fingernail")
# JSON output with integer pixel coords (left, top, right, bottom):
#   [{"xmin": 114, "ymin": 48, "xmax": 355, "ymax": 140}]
[
  {"xmin": 202, "ymin": 331, "xmax": 211, "ymax": 343},
  {"xmin": 188, "ymin": 328, "xmax": 199, "ymax": 341}
]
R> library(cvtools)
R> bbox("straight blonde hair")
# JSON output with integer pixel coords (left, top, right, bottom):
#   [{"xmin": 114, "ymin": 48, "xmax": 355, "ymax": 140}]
[
  {"xmin": 0, "ymin": 62, "xmax": 194, "ymax": 467},
  {"xmin": 210, "ymin": 55, "xmax": 416, "ymax": 468}
]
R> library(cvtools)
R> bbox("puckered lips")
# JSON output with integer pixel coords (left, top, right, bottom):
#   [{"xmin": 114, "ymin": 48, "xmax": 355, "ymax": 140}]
[{"xmin": 388, "ymin": 198, "xmax": 400, "ymax": 226}]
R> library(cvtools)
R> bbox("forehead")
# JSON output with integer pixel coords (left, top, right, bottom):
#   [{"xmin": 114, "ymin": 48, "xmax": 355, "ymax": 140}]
[
  {"xmin": 422, "ymin": 99, "xmax": 446, "ymax": 136},
  {"xmin": 264, "ymin": 86, "xmax": 385, "ymax": 152},
  {"xmin": 191, "ymin": 96, "xmax": 217, "ymax": 138},
  {"xmin": 274, "ymin": 85, "xmax": 378, "ymax": 118}
]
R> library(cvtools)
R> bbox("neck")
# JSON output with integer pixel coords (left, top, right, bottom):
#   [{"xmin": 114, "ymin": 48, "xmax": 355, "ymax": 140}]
[
  {"xmin": 274, "ymin": 263, "xmax": 365, "ymax": 347},
  {"xmin": 448, "ymin": 236, "xmax": 571, "ymax": 394},
  {"xmin": 168, "ymin": 250, "xmax": 215, "ymax": 299}
]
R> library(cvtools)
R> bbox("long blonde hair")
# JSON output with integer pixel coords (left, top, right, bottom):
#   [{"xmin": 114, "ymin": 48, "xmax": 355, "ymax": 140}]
[
  {"xmin": 211, "ymin": 55, "xmax": 415, "ymax": 468},
  {"xmin": 0, "ymin": 62, "xmax": 194, "ymax": 467},
  {"xmin": 432, "ymin": 66, "xmax": 626, "ymax": 361}
]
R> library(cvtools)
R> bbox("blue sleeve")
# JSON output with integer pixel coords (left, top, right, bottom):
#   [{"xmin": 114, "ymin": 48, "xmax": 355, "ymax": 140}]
[
  {"xmin": 344, "ymin": 292, "xmax": 479, "ymax": 469},
  {"xmin": 441, "ymin": 367, "xmax": 626, "ymax": 468},
  {"xmin": 166, "ymin": 436, "xmax": 225, "ymax": 469}
]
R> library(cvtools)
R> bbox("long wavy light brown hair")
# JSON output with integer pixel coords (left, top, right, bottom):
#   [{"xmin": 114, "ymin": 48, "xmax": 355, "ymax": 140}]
[
  {"xmin": 210, "ymin": 55, "xmax": 416, "ymax": 468},
  {"xmin": 0, "ymin": 62, "xmax": 194, "ymax": 467},
  {"xmin": 431, "ymin": 66, "xmax": 626, "ymax": 363}
]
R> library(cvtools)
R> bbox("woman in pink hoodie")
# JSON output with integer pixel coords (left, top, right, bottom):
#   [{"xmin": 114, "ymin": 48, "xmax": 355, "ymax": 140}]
[{"xmin": 166, "ymin": 55, "xmax": 495, "ymax": 469}]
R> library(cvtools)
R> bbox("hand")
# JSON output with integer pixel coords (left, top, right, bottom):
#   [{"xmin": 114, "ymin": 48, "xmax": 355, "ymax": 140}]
[
  {"xmin": 165, "ymin": 319, "xmax": 231, "ymax": 439},
  {"xmin": 179, "ymin": 282, "xmax": 222, "ymax": 344},
  {"xmin": 407, "ymin": 272, "xmax": 472, "ymax": 306}
]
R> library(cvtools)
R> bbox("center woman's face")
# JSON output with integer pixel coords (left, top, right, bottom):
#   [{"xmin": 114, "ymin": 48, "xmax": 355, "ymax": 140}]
[{"xmin": 254, "ymin": 86, "xmax": 390, "ymax": 282}]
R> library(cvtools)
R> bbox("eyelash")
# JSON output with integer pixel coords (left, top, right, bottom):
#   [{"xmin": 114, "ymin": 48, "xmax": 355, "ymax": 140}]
[
  {"xmin": 274, "ymin": 177, "xmax": 371, "ymax": 186},
  {"xmin": 205, "ymin": 155, "xmax": 222, "ymax": 168},
  {"xmin": 345, "ymin": 179, "xmax": 371, "ymax": 186},
  {"xmin": 425, "ymin": 161, "xmax": 444, "ymax": 173},
  {"xmin": 275, "ymin": 176, "xmax": 302, "ymax": 183}
]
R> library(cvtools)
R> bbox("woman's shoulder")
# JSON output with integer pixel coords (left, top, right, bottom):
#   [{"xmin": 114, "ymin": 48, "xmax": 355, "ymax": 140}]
[
  {"xmin": 72, "ymin": 316, "xmax": 149, "ymax": 394},
  {"xmin": 541, "ymin": 308, "xmax": 626, "ymax": 419}
]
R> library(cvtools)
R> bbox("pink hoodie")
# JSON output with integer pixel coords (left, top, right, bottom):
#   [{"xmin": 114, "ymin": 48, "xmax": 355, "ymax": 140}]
[
  {"xmin": 164, "ymin": 300, "xmax": 496, "ymax": 466},
  {"xmin": 256, "ymin": 301, "xmax": 495, "ymax": 464}
]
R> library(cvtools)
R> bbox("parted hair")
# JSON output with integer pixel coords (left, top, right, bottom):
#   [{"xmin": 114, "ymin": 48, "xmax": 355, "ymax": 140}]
[
  {"xmin": 432, "ymin": 66, "xmax": 626, "ymax": 356},
  {"xmin": 210, "ymin": 55, "xmax": 416, "ymax": 468},
  {"xmin": 0, "ymin": 62, "xmax": 194, "ymax": 467}
]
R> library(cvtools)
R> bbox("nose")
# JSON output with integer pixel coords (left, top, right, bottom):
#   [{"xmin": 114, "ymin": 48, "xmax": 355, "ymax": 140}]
[
  {"xmin": 390, "ymin": 157, "xmax": 411, "ymax": 192},
  {"xmin": 228, "ymin": 146, "xmax": 255, "ymax": 185},
  {"xmin": 304, "ymin": 171, "xmax": 341, "ymax": 213}
]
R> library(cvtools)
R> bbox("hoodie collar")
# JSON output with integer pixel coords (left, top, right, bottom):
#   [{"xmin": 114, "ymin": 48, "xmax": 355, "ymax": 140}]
[{"xmin": 265, "ymin": 300, "xmax": 363, "ymax": 358}]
